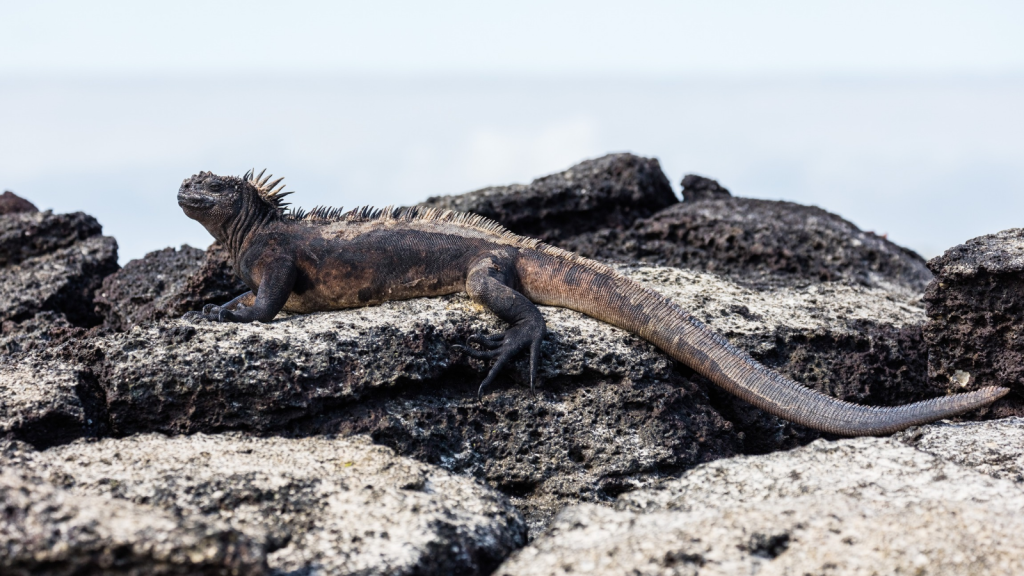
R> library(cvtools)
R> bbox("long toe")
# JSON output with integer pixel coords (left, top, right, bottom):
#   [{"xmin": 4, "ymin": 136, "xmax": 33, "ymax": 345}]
[
  {"xmin": 528, "ymin": 337, "xmax": 543, "ymax": 393},
  {"xmin": 477, "ymin": 350, "xmax": 515, "ymax": 398},
  {"xmin": 462, "ymin": 346, "xmax": 503, "ymax": 360},
  {"xmin": 468, "ymin": 333, "xmax": 505, "ymax": 349}
]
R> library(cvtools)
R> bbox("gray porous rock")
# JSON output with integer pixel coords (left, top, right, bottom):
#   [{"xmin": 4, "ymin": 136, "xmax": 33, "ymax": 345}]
[
  {"xmin": 14, "ymin": 265, "xmax": 940, "ymax": 530},
  {"xmin": 420, "ymin": 153, "xmax": 678, "ymax": 243},
  {"xmin": 679, "ymin": 174, "xmax": 731, "ymax": 203},
  {"xmin": 163, "ymin": 241, "xmax": 251, "ymax": 317},
  {"xmin": 1, "ymin": 433, "xmax": 526, "ymax": 576},
  {"xmin": 94, "ymin": 244, "xmax": 206, "ymax": 331},
  {"xmin": 0, "ymin": 190, "xmax": 38, "ymax": 215},
  {"xmin": 0, "ymin": 358, "xmax": 106, "ymax": 448},
  {"xmin": 497, "ymin": 436, "xmax": 1024, "ymax": 576},
  {"xmin": 0, "ymin": 234, "xmax": 119, "ymax": 327},
  {"xmin": 0, "ymin": 210, "xmax": 103, "ymax": 268},
  {"xmin": 1, "ymin": 310, "xmax": 85, "ymax": 356},
  {"xmin": 924, "ymin": 228, "xmax": 1024, "ymax": 416},
  {"xmin": 0, "ymin": 208, "xmax": 119, "ymax": 328},
  {"xmin": 559, "ymin": 185, "xmax": 933, "ymax": 292},
  {"xmin": 0, "ymin": 465, "xmax": 266, "ymax": 576},
  {"xmin": 94, "ymin": 242, "xmax": 250, "ymax": 332},
  {"xmin": 896, "ymin": 417, "xmax": 1024, "ymax": 483}
]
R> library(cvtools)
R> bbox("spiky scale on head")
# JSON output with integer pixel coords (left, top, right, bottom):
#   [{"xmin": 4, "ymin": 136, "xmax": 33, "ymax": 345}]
[{"xmin": 245, "ymin": 168, "xmax": 295, "ymax": 211}]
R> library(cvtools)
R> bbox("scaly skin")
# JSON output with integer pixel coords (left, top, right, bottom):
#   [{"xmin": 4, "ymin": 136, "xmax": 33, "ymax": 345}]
[{"xmin": 177, "ymin": 170, "xmax": 1009, "ymax": 436}]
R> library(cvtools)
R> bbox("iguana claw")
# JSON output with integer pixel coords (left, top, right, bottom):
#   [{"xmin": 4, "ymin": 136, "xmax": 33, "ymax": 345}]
[{"xmin": 462, "ymin": 325, "xmax": 544, "ymax": 398}]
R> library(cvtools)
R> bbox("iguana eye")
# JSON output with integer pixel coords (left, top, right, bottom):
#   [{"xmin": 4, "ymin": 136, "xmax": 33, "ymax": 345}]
[{"xmin": 208, "ymin": 181, "xmax": 224, "ymax": 192}]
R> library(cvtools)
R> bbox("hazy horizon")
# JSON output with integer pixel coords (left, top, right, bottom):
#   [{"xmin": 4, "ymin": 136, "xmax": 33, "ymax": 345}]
[{"xmin": 2, "ymin": 74, "xmax": 1022, "ymax": 264}]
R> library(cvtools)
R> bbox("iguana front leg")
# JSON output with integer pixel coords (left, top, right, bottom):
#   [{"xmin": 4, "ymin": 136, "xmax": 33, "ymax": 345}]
[
  {"xmin": 196, "ymin": 291, "xmax": 255, "ymax": 319},
  {"xmin": 184, "ymin": 260, "xmax": 296, "ymax": 323},
  {"xmin": 463, "ymin": 251, "xmax": 546, "ymax": 396}
]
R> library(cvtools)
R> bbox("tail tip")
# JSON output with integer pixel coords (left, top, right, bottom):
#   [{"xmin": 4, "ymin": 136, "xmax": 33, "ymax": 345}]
[{"xmin": 980, "ymin": 386, "xmax": 1012, "ymax": 402}]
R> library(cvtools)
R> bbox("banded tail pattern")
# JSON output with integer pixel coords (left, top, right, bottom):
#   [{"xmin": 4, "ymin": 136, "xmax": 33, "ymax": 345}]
[{"xmin": 517, "ymin": 250, "xmax": 1007, "ymax": 436}]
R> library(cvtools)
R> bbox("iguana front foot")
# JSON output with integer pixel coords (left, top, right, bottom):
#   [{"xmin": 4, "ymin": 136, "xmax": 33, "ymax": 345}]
[
  {"xmin": 182, "ymin": 304, "xmax": 243, "ymax": 323},
  {"xmin": 181, "ymin": 291, "xmax": 256, "ymax": 323},
  {"xmin": 460, "ymin": 323, "xmax": 544, "ymax": 397}
]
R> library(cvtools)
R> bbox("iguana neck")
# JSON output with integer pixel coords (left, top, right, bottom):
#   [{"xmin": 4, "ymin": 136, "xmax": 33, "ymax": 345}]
[{"xmin": 216, "ymin": 198, "xmax": 278, "ymax": 260}]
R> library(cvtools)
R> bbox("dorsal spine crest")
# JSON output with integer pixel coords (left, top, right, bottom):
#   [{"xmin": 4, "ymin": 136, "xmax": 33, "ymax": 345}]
[
  {"xmin": 242, "ymin": 168, "xmax": 615, "ymax": 275},
  {"xmin": 285, "ymin": 201, "xmax": 616, "ymax": 276}
]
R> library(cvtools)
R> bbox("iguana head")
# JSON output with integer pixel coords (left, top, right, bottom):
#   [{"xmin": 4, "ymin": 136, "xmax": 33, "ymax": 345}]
[{"xmin": 178, "ymin": 169, "xmax": 293, "ymax": 243}]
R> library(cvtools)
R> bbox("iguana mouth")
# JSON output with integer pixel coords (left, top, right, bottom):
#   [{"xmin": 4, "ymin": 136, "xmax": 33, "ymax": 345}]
[{"xmin": 177, "ymin": 191, "xmax": 215, "ymax": 210}]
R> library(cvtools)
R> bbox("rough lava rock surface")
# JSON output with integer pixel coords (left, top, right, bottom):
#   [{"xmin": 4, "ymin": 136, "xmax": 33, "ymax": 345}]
[
  {"xmin": 0, "ymin": 358, "xmax": 107, "ymax": 448},
  {"xmin": 498, "ymin": 424, "xmax": 1024, "ymax": 576},
  {"xmin": 94, "ymin": 245, "xmax": 207, "ymax": 331},
  {"xmin": 94, "ymin": 243, "xmax": 247, "ymax": 332},
  {"xmin": 560, "ymin": 175, "xmax": 933, "ymax": 292},
  {"xmin": 896, "ymin": 417, "xmax": 1024, "ymax": 483},
  {"xmin": 1, "ymin": 310, "xmax": 85, "ymax": 357},
  {"xmin": 0, "ymin": 465, "xmax": 267, "ymax": 576},
  {"xmin": 679, "ymin": 173, "xmax": 732, "ymax": 203},
  {"xmin": 0, "ymin": 191, "xmax": 39, "ymax": 215},
  {"xmin": 420, "ymin": 153, "xmax": 678, "ymax": 243},
  {"xmin": 1, "ymin": 433, "xmax": 526, "ymax": 576},
  {"xmin": 0, "ymin": 209, "xmax": 104, "ymax": 268},
  {"xmin": 15, "ymin": 265, "xmax": 944, "ymax": 530},
  {"xmin": 0, "ymin": 204, "xmax": 118, "ymax": 329},
  {"xmin": 924, "ymin": 228, "xmax": 1024, "ymax": 416}
]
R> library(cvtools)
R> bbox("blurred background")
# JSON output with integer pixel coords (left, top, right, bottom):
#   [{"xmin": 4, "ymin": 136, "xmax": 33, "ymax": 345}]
[{"xmin": 1, "ymin": 0, "xmax": 1022, "ymax": 263}]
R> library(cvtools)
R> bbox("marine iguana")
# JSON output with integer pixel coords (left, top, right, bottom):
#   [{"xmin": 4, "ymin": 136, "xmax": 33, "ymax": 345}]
[{"xmin": 177, "ymin": 169, "xmax": 1009, "ymax": 436}]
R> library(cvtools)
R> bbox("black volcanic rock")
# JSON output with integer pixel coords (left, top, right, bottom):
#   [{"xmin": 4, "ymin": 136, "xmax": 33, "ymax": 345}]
[
  {"xmin": 94, "ymin": 245, "xmax": 206, "ymax": 331},
  {"xmin": 0, "ymin": 209, "xmax": 118, "ymax": 328},
  {"xmin": 924, "ymin": 228, "xmax": 1024, "ymax": 417},
  {"xmin": 420, "ymin": 153, "xmax": 678, "ymax": 243},
  {"xmin": 0, "ymin": 210, "xmax": 104, "ymax": 268},
  {"xmin": 0, "ymin": 311, "xmax": 85, "ymax": 357},
  {"xmin": 164, "ymin": 242, "xmax": 250, "ymax": 318},
  {"xmin": 680, "ymin": 174, "xmax": 732, "ymax": 202},
  {"xmin": 0, "ymin": 464, "xmax": 268, "ymax": 576},
  {"xmin": 0, "ymin": 355, "xmax": 108, "ymax": 449},
  {"xmin": 5, "ymin": 159, "xmax": 1024, "ymax": 571},
  {"xmin": 500, "ymin": 428, "xmax": 1024, "ymax": 576},
  {"xmin": 0, "ymin": 191, "xmax": 38, "ymax": 215},
  {"xmin": 560, "ymin": 192, "xmax": 933, "ymax": 291},
  {"xmin": 94, "ymin": 243, "xmax": 247, "ymax": 331}
]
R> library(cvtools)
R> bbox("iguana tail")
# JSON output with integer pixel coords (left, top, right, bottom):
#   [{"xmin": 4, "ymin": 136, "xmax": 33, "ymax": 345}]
[{"xmin": 516, "ymin": 250, "xmax": 1008, "ymax": 436}]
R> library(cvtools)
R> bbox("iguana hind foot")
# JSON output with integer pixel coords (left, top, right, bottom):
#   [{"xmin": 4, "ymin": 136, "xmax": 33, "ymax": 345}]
[{"xmin": 461, "ymin": 323, "xmax": 544, "ymax": 397}]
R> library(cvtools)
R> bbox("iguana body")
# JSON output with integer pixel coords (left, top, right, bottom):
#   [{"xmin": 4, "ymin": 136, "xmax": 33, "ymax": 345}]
[{"xmin": 177, "ymin": 170, "xmax": 1008, "ymax": 436}]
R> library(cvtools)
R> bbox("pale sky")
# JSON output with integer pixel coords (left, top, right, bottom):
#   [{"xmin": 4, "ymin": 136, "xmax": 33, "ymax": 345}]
[
  {"xmin": 1, "ymin": 2, "xmax": 1022, "ymax": 263},
  {"xmin": 3, "ymin": 1, "xmax": 1023, "ymax": 77}
]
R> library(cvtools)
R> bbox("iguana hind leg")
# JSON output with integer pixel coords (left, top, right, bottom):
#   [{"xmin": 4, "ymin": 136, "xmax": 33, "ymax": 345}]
[{"xmin": 463, "ymin": 252, "xmax": 546, "ymax": 396}]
